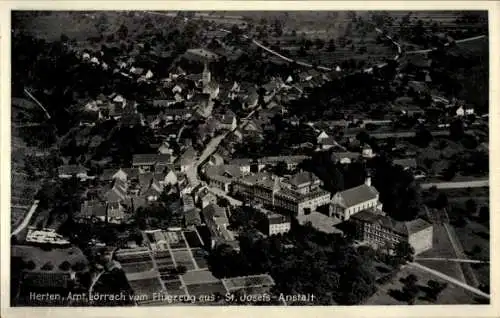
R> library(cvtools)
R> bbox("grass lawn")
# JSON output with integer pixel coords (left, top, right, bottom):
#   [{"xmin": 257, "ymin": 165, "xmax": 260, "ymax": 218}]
[
  {"xmin": 365, "ymin": 265, "xmax": 487, "ymax": 305},
  {"xmin": 11, "ymin": 245, "xmax": 88, "ymax": 272},
  {"xmin": 416, "ymin": 224, "xmax": 465, "ymax": 282},
  {"xmin": 450, "ymin": 217, "xmax": 490, "ymax": 288}
]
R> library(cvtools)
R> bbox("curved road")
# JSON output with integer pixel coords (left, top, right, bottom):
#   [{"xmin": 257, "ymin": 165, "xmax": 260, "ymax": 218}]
[
  {"xmin": 406, "ymin": 35, "xmax": 487, "ymax": 55},
  {"xmin": 11, "ymin": 200, "xmax": 40, "ymax": 236},
  {"xmin": 415, "ymin": 257, "xmax": 489, "ymax": 264}
]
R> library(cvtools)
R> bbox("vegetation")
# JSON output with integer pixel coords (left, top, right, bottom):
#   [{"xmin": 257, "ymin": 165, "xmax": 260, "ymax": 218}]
[{"xmin": 208, "ymin": 219, "xmax": 377, "ymax": 305}]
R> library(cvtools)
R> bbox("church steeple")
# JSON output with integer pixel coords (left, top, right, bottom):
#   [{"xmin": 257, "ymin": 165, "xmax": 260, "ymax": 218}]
[{"xmin": 202, "ymin": 59, "xmax": 211, "ymax": 87}]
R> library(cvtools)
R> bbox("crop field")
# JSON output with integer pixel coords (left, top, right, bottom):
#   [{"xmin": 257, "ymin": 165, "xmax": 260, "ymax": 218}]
[
  {"xmin": 191, "ymin": 248, "xmax": 209, "ymax": 269},
  {"xmin": 186, "ymin": 282, "xmax": 227, "ymax": 297},
  {"xmin": 128, "ymin": 277, "xmax": 164, "ymax": 296},
  {"xmin": 172, "ymin": 249, "xmax": 196, "ymax": 271},
  {"xmin": 183, "ymin": 230, "xmax": 204, "ymax": 248},
  {"xmin": 122, "ymin": 261, "xmax": 155, "ymax": 274}
]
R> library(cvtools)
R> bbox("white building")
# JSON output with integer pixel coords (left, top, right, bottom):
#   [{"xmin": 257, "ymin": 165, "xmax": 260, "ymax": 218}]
[{"xmin": 329, "ymin": 176, "xmax": 383, "ymax": 221}]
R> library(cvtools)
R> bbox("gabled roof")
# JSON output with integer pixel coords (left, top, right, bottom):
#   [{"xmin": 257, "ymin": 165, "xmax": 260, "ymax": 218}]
[
  {"xmin": 58, "ymin": 165, "xmax": 88, "ymax": 175},
  {"xmin": 80, "ymin": 200, "xmax": 107, "ymax": 218},
  {"xmin": 352, "ymin": 211, "xmax": 432, "ymax": 237},
  {"xmin": 286, "ymin": 171, "xmax": 319, "ymax": 187},
  {"xmin": 335, "ymin": 184, "xmax": 379, "ymax": 208},
  {"xmin": 132, "ymin": 154, "xmax": 171, "ymax": 166}
]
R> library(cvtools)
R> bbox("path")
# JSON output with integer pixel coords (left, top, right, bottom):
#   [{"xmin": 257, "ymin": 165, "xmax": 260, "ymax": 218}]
[
  {"xmin": 406, "ymin": 35, "xmax": 487, "ymax": 55},
  {"xmin": 24, "ymin": 88, "xmax": 51, "ymax": 120},
  {"xmin": 11, "ymin": 200, "xmax": 40, "ymax": 236},
  {"xmin": 415, "ymin": 257, "xmax": 489, "ymax": 264},
  {"xmin": 444, "ymin": 222, "xmax": 480, "ymax": 287},
  {"xmin": 409, "ymin": 262, "xmax": 489, "ymax": 299},
  {"xmin": 421, "ymin": 179, "xmax": 489, "ymax": 190}
]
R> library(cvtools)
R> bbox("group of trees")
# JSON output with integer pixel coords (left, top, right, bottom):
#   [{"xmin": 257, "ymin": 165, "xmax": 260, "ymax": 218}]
[
  {"xmin": 391, "ymin": 274, "xmax": 448, "ymax": 304},
  {"xmin": 208, "ymin": 220, "xmax": 378, "ymax": 305}
]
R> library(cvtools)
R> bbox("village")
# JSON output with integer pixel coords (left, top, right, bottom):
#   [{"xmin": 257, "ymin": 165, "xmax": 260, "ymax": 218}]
[{"xmin": 10, "ymin": 11, "xmax": 489, "ymax": 306}]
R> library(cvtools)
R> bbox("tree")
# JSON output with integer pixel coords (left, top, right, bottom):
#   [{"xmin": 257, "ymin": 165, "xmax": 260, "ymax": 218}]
[
  {"xmin": 426, "ymin": 280, "xmax": 447, "ymax": 301},
  {"xmin": 59, "ymin": 261, "xmax": 71, "ymax": 271},
  {"xmin": 435, "ymin": 192, "xmax": 448, "ymax": 209},
  {"xmin": 41, "ymin": 262, "xmax": 54, "ymax": 271},
  {"xmin": 465, "ymin": 199, "xmax": 477, "ymax": 216},
  {"xmin": 25, "ymin": 260, "xmax": 36, "ymax": 270},
  {"xmin": 71, "ymin": 261, "xmax": 86, "ymax": 272},
  {"xmin": 117, "ymin": 24, "xmax": 128, "ymax": 40},
  {"xmin": 176, "ymin": 265, "xmax": 187, "ymax": 275},
  {"xmin": 394, "ymin": 241, "xmax": 415, "ymax": 265},
  {"xmin": 274, "ymin": 161, "xmax": 288, "ymax": 176},
  {"xmin": 449, "ymin": 118, "xmax": 465, "ymax": 141},
  {"xmin": 402, "ymin": 274, "xmax": 420, "ymax": 304},
  {"xmin": 415, "ymin": 127, "xmax": 433, "ymax": 148}
]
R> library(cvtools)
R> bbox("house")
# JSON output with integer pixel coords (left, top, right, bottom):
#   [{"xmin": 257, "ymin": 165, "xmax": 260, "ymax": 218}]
[
  {"xmin": 228, "ymin": 158, "xmax": 253, "ymax": 174},
  {"xmin": 21, "ymin": 272, "xmax": 74, "ymax": 291},
  {"xmin": 218, "ymin": 110, "xmax": 237, "ymax": 131},
  {"xmin": 197, "ymin": 187, "xmax": 218, "ymax": 209},
  {"xmin": 184, "ymin": 208, "xmax": 202, "ymax": 227},
  {"xmin": 330, "ymin": 152, "xmax": 360, "ymax": 164},
  {"xmin": 143, "ymin": 179, "xmax": 164, "ymax": 202},
  {"xmin": 57, "ymin": 165, "xmax": 90, "ymax": 181},
  {"xmin": 361, "ymin": 145, "xmax": 375, "ymax": 158},
  {"xmin": 205, "ymin": 164, "xmax": 243, "ymax": 192},
  {"xmin": 177, "ymin": 146, "xmax": 197, "ymax": 172},
  {"xmin": 163, "ymin": 109, "xmax": 192, "ymax": 122},
  {"xmin": 393, "ymin": 158, "xmax": 418, "ymax": 171},
  {"xmin": 329, "ymin": 176, "xmax": 383, "ymax": 221},
  {"xmin": 208, "ymin": 153, "xmax": 224, "ymax": 166},
  {"xmin": 103, "ymin": 178, "xmax": 128, "ymax": 205},
  {"xmin": 318, "ymin": 136, "xmax": 337, "ymax": 150},
  {"xmin": 456, "ymin": 105, "xmax": 475, "ymax": 117},
  {"xmin": 132, "ymin": 154, "xmax": 173, "ymax": 172},
  {"xmin": 266, "ymin": 213, "xmax": 291, "ymax": 235},
  {"xmin": 78, "ymin": 200, "xmax": 126, "ymax": 224},
  {"xmin": 202, "ymin": 204, "xmax": 237, "ymax": 249},
  {"xmin": 316, "ymin": 131, "xmax": 330, "ymax": 143},
  {"xmin": 158, "ymin": 141, "xmax": 174, "ymax": 155},
  {"xmin": 281, "ymin": 171, "xmax": 322, "ymax": 195},
  {"xmin": 351, "ymin": 211, "xmax": 433, "ymax": 255},
  {"xmin": 152, "ymin": 99, "xmax": 176, "ymax": 108}
]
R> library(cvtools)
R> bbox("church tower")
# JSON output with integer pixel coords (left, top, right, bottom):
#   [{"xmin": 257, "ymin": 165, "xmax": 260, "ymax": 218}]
[{"xmin": 202, "ymin": 60, "xmax": 211, "ymax": 88}]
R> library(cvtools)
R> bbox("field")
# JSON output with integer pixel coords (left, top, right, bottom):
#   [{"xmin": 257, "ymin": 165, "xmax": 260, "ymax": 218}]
[
  {"xmin": 183, "ymin": 230, "xmax": 204, "ymax": 248},
  {"xmin": 447, "ymin": 208, "xmax": 490, "ymax": 288},
  {"xmin": 191, "ymin": 248, "xmax": 209, "ymax": 269},
  {"xmin": 172, "ymin": 249, "xmax": 197, "ymax": 271},
  {"xmin": 416, "ymin": 225, "xmax": 465, "ymax": 282},
  {"xmin": 186, "ymin": 282, "xmax": 227, "ymax": 297},
  {"xmin": 365, "ymin": 264, "xmax": 487, "ymax": 305}
]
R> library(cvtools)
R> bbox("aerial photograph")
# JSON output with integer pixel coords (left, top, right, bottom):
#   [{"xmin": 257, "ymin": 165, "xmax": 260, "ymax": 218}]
[{"xmin": 9, "ymin": 10, "xmax": 489, "ymax": 306}]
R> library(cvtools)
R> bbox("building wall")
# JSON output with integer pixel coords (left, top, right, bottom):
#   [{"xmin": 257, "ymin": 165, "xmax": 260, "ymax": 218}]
[
  {"xmin": 408, "ymin": 226, "xmax": 433, "ymax": 255},
  {"xmin": 330, "ymin": 195, "xmax": 379, "ymax": 221},
  {"xmin": 269, "ymin": 222, "xmax": 291, "ymax": 235}
]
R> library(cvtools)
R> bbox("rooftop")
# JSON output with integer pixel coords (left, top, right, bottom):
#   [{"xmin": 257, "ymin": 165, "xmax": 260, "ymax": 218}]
[{"xmin": 335, "ymin": 184, "xmax": 379, "ymax": 208}]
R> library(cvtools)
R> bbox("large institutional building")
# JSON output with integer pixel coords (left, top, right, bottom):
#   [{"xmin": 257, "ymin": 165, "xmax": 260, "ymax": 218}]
[
  {"xmin": 351, "ymin": 211, "xmax": 433, "ymax": 255},
  {"xmin": 232, "ymin": 171, "xmax": 331, "ymax": 216}
]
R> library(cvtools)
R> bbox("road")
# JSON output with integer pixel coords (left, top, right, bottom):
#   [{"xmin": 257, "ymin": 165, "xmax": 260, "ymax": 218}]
[
  {"xmin": 207, "ymin": 187, "xmax": 243, "ymax": 207},
  {"xmin": 415, "ymin": 257, "xmax": 489, "ymax": 264},
  {"xmin": 406, "ymin": 35, "xmax": 487, "ymax": 55},
  {"xmin": 420, "ymin": 179, "xmax": 489, "ymax": 190},
  {"xmin": 409, "ymin": 262, "xmax": 489, "ymax": 299},
  {"xmin": 11, "ymin": 200, "xmax": 40, "ymax": 236},
  {"xmin": 24, "ymin": 88, "xmax": 51, "ymax": 120}
]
